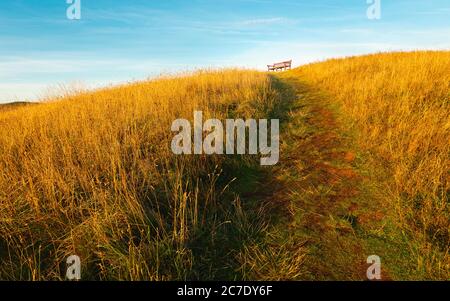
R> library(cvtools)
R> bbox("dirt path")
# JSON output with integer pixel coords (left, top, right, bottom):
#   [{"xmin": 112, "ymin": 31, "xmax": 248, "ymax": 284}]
[{"xmin": 248, "ymin": 74, "xmax": 390, "ymax": 280}]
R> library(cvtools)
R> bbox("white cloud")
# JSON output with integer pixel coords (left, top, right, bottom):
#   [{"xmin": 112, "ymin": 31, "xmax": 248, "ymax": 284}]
[
  {"xmin": 0, "ymin": 83, "xmax": 48, "ymax": 103},
  {"xmin": 223, "ymin": 41, "xmax": 450, "ymax": 70},
  {"xmin": 0, "ymin": 56, "xmax": 185, "ymax": 102},
  {"xmin": 236, "ymin": 17, "xmax": 298, "ymax": 26},
  {"xmin": 0, "ymin": 56, "xmax": 183, "ymax": 79}
]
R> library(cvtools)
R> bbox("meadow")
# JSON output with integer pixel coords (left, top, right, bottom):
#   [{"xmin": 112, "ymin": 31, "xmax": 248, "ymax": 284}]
[
  {"xmin": 288, "ymin": 51, "xmax": 449, "ymax": 279},
  {"xmin": 0, "ymin": 51, "xmax": 448, "ymax": 280}
]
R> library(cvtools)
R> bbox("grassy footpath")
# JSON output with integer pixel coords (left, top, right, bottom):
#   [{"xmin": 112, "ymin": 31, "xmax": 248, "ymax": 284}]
[
  {"xmin": 239, "ymin": 74, "xmax": 386, "ymax": 280},
  {"xmin": 0, "ymin": 52, "xmax": 447, "ymax": 280},
  {"xmin": 246, "ymin": 52, "xmax": 449, "ymax": 280}
]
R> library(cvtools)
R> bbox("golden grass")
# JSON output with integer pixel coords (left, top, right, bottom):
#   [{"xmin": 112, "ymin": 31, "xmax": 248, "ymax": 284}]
[
  {"xmin": 0, "ymin": 70, "xmax": 283, "ymax": 280},
  {"xmin": 0, "ymin": 51, "xmax": 448, "ymax": 280},
  {"xmin": 289, "ymin": 51, "xmax": 449, "ymax": 279}
]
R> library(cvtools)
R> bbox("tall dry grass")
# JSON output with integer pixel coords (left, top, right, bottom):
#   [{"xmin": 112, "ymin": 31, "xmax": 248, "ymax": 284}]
[
  {"xmin": 0, "ymin": 70, "xmax": 284, "ymax": 280},
  {"xmin": 291, "ymin": 51, "xmax": 449, "ymax": 278},
  {"xmin": 1, "ymin": 52, "xmax": 447, "ymax": 280}
]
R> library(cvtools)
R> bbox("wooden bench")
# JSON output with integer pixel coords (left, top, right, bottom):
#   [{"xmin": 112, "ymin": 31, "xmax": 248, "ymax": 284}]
[{"xmin": 267, "ymin": 60, "xmax": 292, "ymax": 71}]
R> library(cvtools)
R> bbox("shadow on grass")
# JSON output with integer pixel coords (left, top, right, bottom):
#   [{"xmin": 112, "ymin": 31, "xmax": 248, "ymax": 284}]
[{"xmin": 182, "ymin": 75, "xmax": 299, "ymax": 280}]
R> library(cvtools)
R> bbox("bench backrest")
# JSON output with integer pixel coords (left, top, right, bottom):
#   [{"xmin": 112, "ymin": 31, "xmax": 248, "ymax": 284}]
[
  {"xmin": 268, "ymin": 60, "xmax": 292, "ymax": 69},
  {"xmin": 272, "ymin": 60, "xmax": 291, "ymax": 65},
  {"xmin": 273, "ymin": 63, "xmax": 286, "ymax": 68}
]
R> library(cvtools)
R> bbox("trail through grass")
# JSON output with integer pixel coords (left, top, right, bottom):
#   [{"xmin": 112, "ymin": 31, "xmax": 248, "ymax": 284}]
[
  {"xmin": 243, "ymin": 52, "xmax": 449, "ymax": 280},
  {"xmin": 238, "ymin": 74, "xmax": 387, "ymax": 280},
  {"xmin": 0, "ymin": 52, "xmax": 448, "ymax": 280}
]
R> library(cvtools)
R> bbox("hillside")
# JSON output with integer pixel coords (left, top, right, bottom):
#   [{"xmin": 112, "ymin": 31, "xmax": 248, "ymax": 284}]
[
  {"xmin": 0, "ymin": 101, "xmax": 36, "ymax": 111},
  {"xmin": 277, "ymin": 51, "xmax": 449, "ymax": 280},
  {"xmin": 0, "ymin": 52, "xmax": 448, "ymax": 280}
]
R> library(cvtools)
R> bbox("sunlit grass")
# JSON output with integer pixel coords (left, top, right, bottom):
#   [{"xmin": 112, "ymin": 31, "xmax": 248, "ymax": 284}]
[
  {"xmin": 0, "ymin": 70, "xmax": 284, "ymax": 280},
  {"xmin": 289, "ymin": 51, "xmax": 449, "ymax": 279},
  {"xmin": 0, "ymin": 51, "xmax": 448, "ymax": 280}
]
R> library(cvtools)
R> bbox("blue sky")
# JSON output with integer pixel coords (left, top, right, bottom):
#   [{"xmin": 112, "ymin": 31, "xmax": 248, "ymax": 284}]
[{"xmin": 0, "ymin": 0, "xmax": 449, "ymax": 102}]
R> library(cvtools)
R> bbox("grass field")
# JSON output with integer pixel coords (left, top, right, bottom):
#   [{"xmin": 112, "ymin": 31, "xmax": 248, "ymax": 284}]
[{"xmin": 0, "ymin": 51, "xmax": 448, "ymax": 280}]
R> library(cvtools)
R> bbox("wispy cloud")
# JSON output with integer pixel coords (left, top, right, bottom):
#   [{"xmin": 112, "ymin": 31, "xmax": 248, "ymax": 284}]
[
  {"xmin": 236, "ymin": 17, "xmax": 298, "ymax": 26},
  {"xmin": 225, "ymin": 40, "xmax": 450, "ymax": 69},
  {"xmin": 340, "ymin": 28, "xmax": 375, "ymax": 34},
  {"xmin": 412, "ymin": 8, "xmax": 450, "ymax": 16}
]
